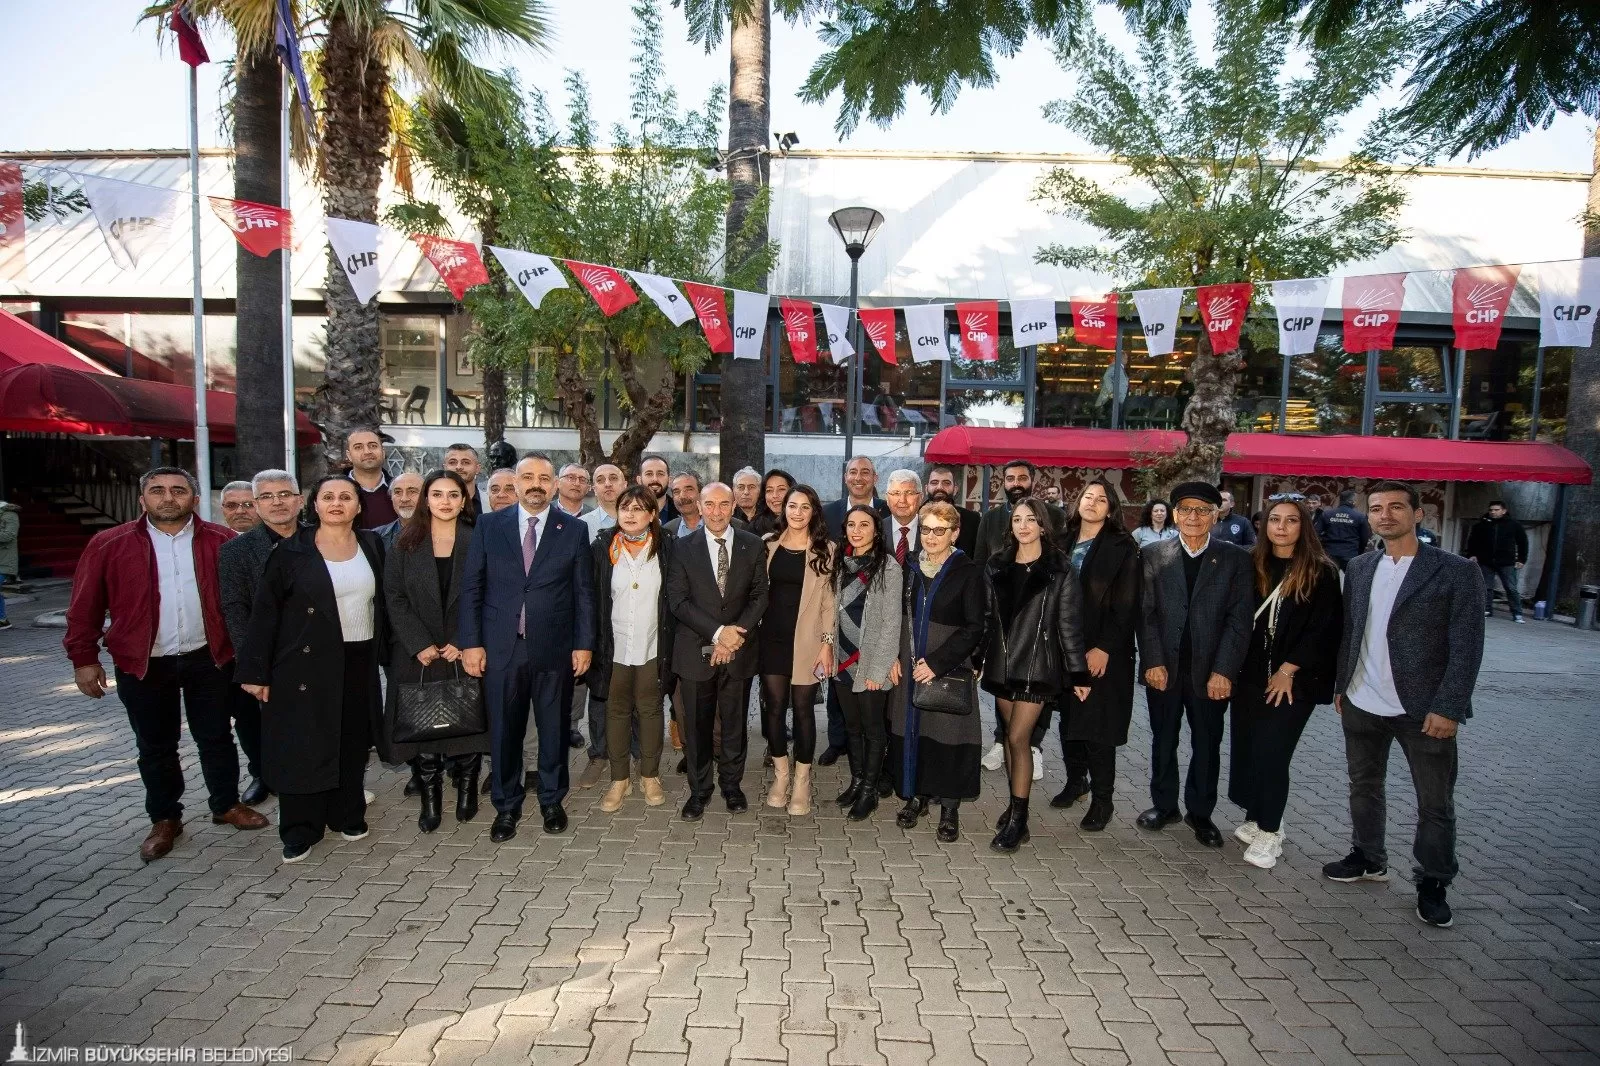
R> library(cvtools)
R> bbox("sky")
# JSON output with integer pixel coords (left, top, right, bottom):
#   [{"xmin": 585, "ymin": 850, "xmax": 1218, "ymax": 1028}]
[{"xmin": 0, "ymin": 0, "xmax": 1593, "ymax": 172}]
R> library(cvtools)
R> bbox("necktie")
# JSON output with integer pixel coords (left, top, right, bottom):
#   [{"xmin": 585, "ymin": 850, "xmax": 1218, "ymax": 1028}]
[
  {"xmin": 897, "ymin": 525, "xmax": 910, "ymax": 566},
  {"xmin": 714, "ymin": 536, "xmax": 729, "ymax": 596},
  {"xmin": 519, "ymin": 514, "xmax": 539, "ymax": 635}
]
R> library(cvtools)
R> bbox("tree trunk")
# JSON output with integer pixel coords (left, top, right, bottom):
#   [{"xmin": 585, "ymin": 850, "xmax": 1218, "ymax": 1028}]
[
  {"xmin": 716, "ymin": 0, "xmax": 771, "ymax": 484},
  {"xmin": 1151, "ymin": 331, "xmax": 1234, "ymax": 491},
  {"xmin": 554, "ymin": 347, "xmax": 605, "ymax": 465},
  {"xmin": 607, "ymin": 343, "xmax": 679, "ymax": 475},
  {"xmin": 315, "ymin": 12, "xmax": 389, "ymax": 464},
  {"xmin": 481, "ymin": 364, "xmax": 507, "ymax": 448},
  {"xmin": 232, "ymin": 44, "xmax": 284, "ymax": 476},
  {"xmin": 1557, "ymin": 121, "xmax": 1600, "ymax": 603}
]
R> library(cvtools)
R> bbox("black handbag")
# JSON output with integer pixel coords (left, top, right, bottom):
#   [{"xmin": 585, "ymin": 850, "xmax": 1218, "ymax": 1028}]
[
  {"xmin": 913, "ymin": 666, "xmax": 977, "ymax": 715},
  {"xmin": 394, "ymin": 663, "xmax": 485, "ymax": 744}
]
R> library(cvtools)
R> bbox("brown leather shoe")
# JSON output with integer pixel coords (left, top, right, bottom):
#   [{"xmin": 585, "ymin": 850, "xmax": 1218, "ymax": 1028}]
[
  {"xmin": 212, "ymin": 804, "xmax": 270, "ymax": 830},
  {"xmin": 140, "ymin": 819, "xmax": 183, "ymax": 862}
]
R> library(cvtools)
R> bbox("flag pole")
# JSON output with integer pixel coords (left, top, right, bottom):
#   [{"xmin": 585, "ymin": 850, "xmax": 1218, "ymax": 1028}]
[
  {"xmin": 187, "ymin": 61, "xmax": 212, "ymax": 520},
  {"xmin": 280, "ymin": 65, "xmax": 296, "ymax": 476}
]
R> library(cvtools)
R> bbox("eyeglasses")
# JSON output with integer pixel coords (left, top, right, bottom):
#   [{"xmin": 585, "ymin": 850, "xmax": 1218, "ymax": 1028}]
[
  {"xmin": 255, "ymin": 491, "xmax": 301, "ymax": 503},
  {"xmin": 920, "ymin": 525, "xmax": 953, "ymax": 536},
  {"xmin": 1267, "ymin": 492, "xmax": 1306, "ymax": 503},
  {"xmin": 221, "ymin": 501, "xmax": 255, "ymax": 511},
  {"xmin": 1173, "ymin": 505, "xmax": 1216, "ymax": 519}
]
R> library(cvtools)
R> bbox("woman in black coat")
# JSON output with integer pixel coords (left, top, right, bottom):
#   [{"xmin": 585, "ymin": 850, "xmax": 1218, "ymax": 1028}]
[
  {"xmin": 980, "ymin": 497, "xmax": 1090, "ymax": 853},
  {"xmin": 236, "ymin": 475, "xmax": 385, "ymax": 863},
  {"xmin": 382, "ymin": 470, "xmax": 490, "ymax": 832},
  {"xmin": 1054, "ymin": 478, "xmax": 1141, "ymax": 831},
  {"xmin": 1228, "ymin": 494, "xmax": 1343, "ymax": 871}
]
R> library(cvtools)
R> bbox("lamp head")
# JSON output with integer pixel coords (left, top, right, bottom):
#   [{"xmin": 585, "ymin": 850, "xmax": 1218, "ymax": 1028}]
[{"xmin": 829, "ymin": 206, "xmax": 883, "ymax": 261}]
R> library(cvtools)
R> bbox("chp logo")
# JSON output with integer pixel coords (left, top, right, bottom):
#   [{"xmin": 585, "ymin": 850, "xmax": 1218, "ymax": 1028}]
[
  {"xmin": 1075, "ymin": 302, "xmax": 1109, "ymax": 329},
  {"xmin": 580, "ymin": 266, "xmax": 617, "ymax": 294},
  {"xmin": 225, "ymin": 203, "xmax": 282, "ymax": 233},
  {"xmin": 107, "ymin": 216, "xmax": 159, "ymax": 243},
  {"xmin": 862, "ymin": 316, "xmax": 893, "ymax": 351},
  {"xmin": 1349, "ymin": 282, "xmax": 1400, "ymax": 327},
  {"xmin": 1461, "ymin": 281, "xmax": 1508, "ymax": 325},
  {"xmin": 783, "ymin": 305, "xmax": 812, "ymax": 342},
  {"xmin": 1204, "ymin": 293, "xmax": 1240, "ymax": 333},
  {"xmin": 516, "ymin": 263, "xmax": 552, "ymax": 287},
  {"xmin": 690, "ymin": 293, "xmax": 724, "ymax": 330},
  {"xmin": 345, "ymin": 249, "xmax": 378, "ymax": 274},
  {"xmin": 1551, "ymin": 301, "xmax": 1593, "ymax": 322},
  {"xmin": 962, "ymin": 308, "xmax": 994, "ymax": 342}
]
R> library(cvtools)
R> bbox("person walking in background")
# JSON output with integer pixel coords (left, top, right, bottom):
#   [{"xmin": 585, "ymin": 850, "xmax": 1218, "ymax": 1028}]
[
  {"xmin": 375, "ymin": 472, "xmax": 423, "ymax": 551},
  {"xmin": 1228, "ymin": 494, "xmax": 1342, "ymax": 870},
  {"xmin": 833, "ymin": 505, "xmax": 903, "ymax": 821},
  {"xmin": 924, "ymin": 465, "xmax": 980, "ymax": 557},
  {"xmin": 1136, "ymin": 482, "xmax": 1254, "ymax": 848},
  {"xmin": 1212, "ymin": 491, "xmax": 1257, "ymax": 548},
  {"xmin": 382, "ymin": 470, "xmax": 489, "ymax": 832},
  {"xmin": 65, "ymin": 467, "xmax": 268, "ymax": 862},
  {"xmin": 1316, "ymin": 490, "xmax": 1371, "ymax": 570},
  {"xmin": 487, "ymin": 468, "xmax": 518, "ymax": 512},
  {"xmin": 1324, "ymin": 481, "xmax": 1484, "ymax": 928},
  {"xmin": 980, "ymin": 497, "xmax": 1090, "ymax": 853},
  {"xmin": 1052, "ymin": 478, "xmax": 1141, "ymax": 832},
  {"xmin": 345, "ymin": 428, "xmax": 398, "ymax": 531},
  {"xmin": 732, "ymin": 467, "xmax": 763, "ymax": 527},
  {"xmin": 759, "ymin": 485, "xmax": 837, "ymax": 817},
  {"xmin": 443, "ymin": 443, "xmax": 488, "ymax": 520},
  {"xmin": 581, "ymin": 463, "xmax": 627, "ymax": 538},
  {"xmin": 236, "ymin": 475, "xmax": 383, "ymax": 863},
  {"xmin": 0, "ymin": 493, "xmax": 21, "ymax": 631},
  {"xmin": 219, "ymin": 481, "xmax": 258, "ymax": 534},
  {"xmin": 1133, "ymin": 500, "xmax": 1178, "ymax": 548},
  {"xmin": 1465, "ymin": 500, "xmax": 1529, "ymax": 622}
]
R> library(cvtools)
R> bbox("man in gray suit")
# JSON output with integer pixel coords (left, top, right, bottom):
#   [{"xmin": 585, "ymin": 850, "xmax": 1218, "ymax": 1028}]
[
  {"xmin": 1323, "ymin": 481, "xmax": 1484, "ymax": 929},
  {"xmin": 1136, "ymin": 482, "xmax": 1254, "ymax": 847}
]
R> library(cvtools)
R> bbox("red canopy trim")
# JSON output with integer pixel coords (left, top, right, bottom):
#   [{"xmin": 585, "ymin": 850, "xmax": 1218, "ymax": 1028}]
[{"xmin": 0, "ymin": 309, "xmax": 115, "ymax": 375}]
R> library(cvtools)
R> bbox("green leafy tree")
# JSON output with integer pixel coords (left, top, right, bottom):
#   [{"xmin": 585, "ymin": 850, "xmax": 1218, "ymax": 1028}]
[{"xmin": 1033, "ymin": 0, "xmax": 1411, "ymax": 486}]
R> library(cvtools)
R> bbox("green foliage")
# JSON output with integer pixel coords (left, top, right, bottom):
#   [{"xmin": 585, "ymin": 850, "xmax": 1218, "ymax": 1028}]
[{"xmin": 20, "ymin": 179, "xmax": 90, "ymax": 224}]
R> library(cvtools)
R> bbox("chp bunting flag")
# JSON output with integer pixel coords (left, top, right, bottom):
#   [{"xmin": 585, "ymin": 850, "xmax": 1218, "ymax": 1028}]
[
  {"xmin": 325, "ymin": 217, "xmax": 382, "ymax": 304},
  {"xmin": 902, "ymin": 304, "xmax": 949, "ymax": 363},
  {"xmin": 1268, "ymin": 277, "xmax": 1330, "ymax": 356},
  {"xmin": 682, "ymin": 282, "xmax": 733, "ymax": 352},
  {"xmin": 563, "ymin": 260, "xmax": 638, "ymax": 317},
  {"xmin": 0, "ymin": 162, "xmax": 23, "ymax": 282},
  {"xmin": 79, "ymin": 174, "xmax": 181, "ymax": 272},
  {"xmin": 955, "ymin": 301, "xmax": 1000, "ymax": 362},
  {"xmin": 1342, "ymin": 272, "xmax": 1407, "ymax": 352},
  {"xmin": 207, "ymin": 196, "xmax": 291, "ymax": 256},
  {"xmin": 732, "ymin": 290, "xmax": 768, "ymax": 360},
  {"xmin": 1196, "ymin": 282, "xmax": 1252, "ymax": 355},
  {"xmin": 488, "ymin": 246, "xmax": 567, "ymax": 308},
  {"xmin": 1538, "ymin": 258, "xmax": 1600, "ymax": 348},
  {"xmin": 817, "ymin": 304, "xmax": 854, "ymax": 361},
  {"xmin": 172, "ymin": 2, "xmax": 210, "ymax": 65},
  {"xmin": 1009, "ymin": 299, "xmax": 1056, "ymax": 348},
  {"xmin": 781, "ymin": 299, "xmax": 819, "ymax": 363},
  {"xmin": 1070, "ymin": 294, "xmax": 1119, "ymax": 349},
  {"xmin": 274, "ymin": 0, "xmax": 317, "ymax": 139},
  {"xmin": 413, "ymin": 234, "xmax": 490, "ymax": 300},
  {"xmin": 1452, "ymin": 264, "xmax": 1519, "ymax": 350},
  {"xmin": 1131, "ymin": 288, "xmax": 1182, "ymax": 356},
  {"xmin": 626, "ymin": 271, "xmax": 695, "ymax": 326},
  {"xmin": 857, "ymin": 307, "xmax": 898, "ymax": 364}
]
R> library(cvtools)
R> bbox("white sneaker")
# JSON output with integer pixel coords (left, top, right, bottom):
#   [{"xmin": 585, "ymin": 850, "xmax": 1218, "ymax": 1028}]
[
  {"xmin": 1030, "ymin": 747, "xmax": 1043, "ymax": 781},
  {"xmin": 1234, "ymin": 820, "xmax": 1260, "ymax": 846},
  {"xmin": 363, "ymin": 790, "xmax": 375, "ymax": 804},
  {"xmin": 1243, "ymin": 830, "xmax": 1284, "ymax": 869},
  {"xmin": 981, "ymin": 742, "xmax": 1005, "ymax": 771}
]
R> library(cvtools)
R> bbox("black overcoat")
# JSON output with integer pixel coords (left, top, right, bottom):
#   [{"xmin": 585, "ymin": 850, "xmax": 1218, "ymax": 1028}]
[
  {"xmin": 589, "ymin": 530, "xmax": 678, "ymax": 695},
  {"xmin": 1064, "ymin": 525, "xmax": 1141, "ymax": 746}
]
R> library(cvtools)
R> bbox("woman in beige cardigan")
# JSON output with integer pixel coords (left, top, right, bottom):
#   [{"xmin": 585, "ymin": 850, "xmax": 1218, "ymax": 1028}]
[{"xmin": 758, "ymin": 484, "xmax": 836, "ymax": 815}]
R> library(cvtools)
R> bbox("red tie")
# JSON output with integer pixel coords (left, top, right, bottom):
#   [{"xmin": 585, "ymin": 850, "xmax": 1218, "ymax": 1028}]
[{"xmin": 897, "ymin": 525, "xmax": 910, "ymax": 565}]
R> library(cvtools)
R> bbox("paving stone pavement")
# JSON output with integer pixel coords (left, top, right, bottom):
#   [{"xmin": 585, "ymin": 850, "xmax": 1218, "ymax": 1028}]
[{"xmin": 2, "ymin": 585, "xmax": 1598, "ymax": 1065}]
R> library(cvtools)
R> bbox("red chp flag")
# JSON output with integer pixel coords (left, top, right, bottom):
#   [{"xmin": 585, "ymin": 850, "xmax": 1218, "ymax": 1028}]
[
  {"xmin": 413, "ymin": 235, "xmax": 489, "ymax": 300},
  {"xmin": 1342, "ymin": 273, "xmax": 1407, "ymax": 352},
  {"xmin": 781, "ymin": 299, "xmax": 819, "ymax": 363},
  {"xmin": 172, "ymin": 2, "xmax": 210, "ymax": 66},
  {"xmin": 1196, "ymin": 282, "xmax": 1252, "ymax": 355},
  {"xmin": 1070, "ymin": 293, "xmax": 1119, "ymax": 348},
  {"xmin": 682, "ymin": 282, "xmax": 733, "ymax": 352},
  {"xmin": 955, "ymin": 301, "xmax": 1000, "ymax": 362},
  {"xmin": 857, "ymin": 307, "xmax": 899, "ymax": 364},
  {"xmin": 0, "ymin": 162, "xmax": 23, "ymax": 282},
  {"xmin": 563, "ymin": 260, "xmax": 638, "ymax": 317},
  {"xmin": 1452, "ymin": 265, "xmax": 1519, "ymax": 350},
  {"xmin": 208, "ymin": 197, "xmax": 292, "ymax": 257}
]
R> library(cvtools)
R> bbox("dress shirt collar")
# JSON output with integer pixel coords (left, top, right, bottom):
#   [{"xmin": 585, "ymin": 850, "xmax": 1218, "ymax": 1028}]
[
  {"xmin": 1180, "ymin": 533, "xmax": 1210, "ymax": 558},
  {"xmin": 146, "ymin": 517, "xmax": 195, "ymax": 541}
]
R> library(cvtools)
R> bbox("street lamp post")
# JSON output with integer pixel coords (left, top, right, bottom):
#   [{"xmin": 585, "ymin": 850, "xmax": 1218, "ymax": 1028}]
[{"xmin": 829, "ymin": 207, "xmax": 884, "ymax": 498}]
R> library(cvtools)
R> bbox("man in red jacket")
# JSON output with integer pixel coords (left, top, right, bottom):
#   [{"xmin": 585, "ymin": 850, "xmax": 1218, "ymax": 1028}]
[{"xmin": 64, "ymin": 467, "xmax": 269, "ymax": 862}]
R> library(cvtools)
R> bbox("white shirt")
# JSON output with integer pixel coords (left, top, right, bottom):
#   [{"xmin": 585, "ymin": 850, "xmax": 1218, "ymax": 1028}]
[
  {"xmin": 1344, "ymin": 553, "xmax": 1414, "ymax": 718},
  {"xmin": 611, "ymin": 545, "xmax": 661, "ymax": 665},
  {"xmin": 581, "ymin": 507, "xmax": 617, "ymax": 537},
  {"xmin": 325, "ymin": 552, "xmax": 376, "ymax": 642},
  {"xmin": 1180, "ymin": 534, "xmax": 1211, "ymax": 558},
  {"xmin": 888, "ymin": 516, "xmax": 918, "ymax": 558},
  {"xmin": 518, "ymin": 503, "xmax": 549, "ymax": 560},
  {"xmin": 147, "ymin": 519, "xmax": 207, "ymax": 656}
]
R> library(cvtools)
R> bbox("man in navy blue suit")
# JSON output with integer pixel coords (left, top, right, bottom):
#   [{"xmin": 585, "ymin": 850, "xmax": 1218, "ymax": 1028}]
[{"xmin": 460, "ymin": 453, "xmax": 596, "ymax": 842}]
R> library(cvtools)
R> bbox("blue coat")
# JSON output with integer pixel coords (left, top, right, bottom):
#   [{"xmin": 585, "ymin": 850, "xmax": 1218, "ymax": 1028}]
[{"xmin": 458, "ymin": 505, "xmax": 596, "ymax": 671}]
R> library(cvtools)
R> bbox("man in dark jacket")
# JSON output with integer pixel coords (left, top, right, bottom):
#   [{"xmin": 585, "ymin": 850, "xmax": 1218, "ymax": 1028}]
[
  {"xmin": 821, "ymin": 456, "xmax": 889, "ymax": 539},
  {"xmin": 1465, "ymin": 501, "xmax": 1529, "ymax": 622},
  {"xmin": 1315, "ymin": 490, "xmax": 1371, "ymax": 569},
  {"xmin": 1135, "ymin": 482, "xmax": 1254, "ymax": 848},
  {"xmin": 1324, "ymin": 481, "xmax": 1484, "ymax": 929},
  {"xmin": 64, "ymin": 467, "xmax": 268, "ymax": 863},
  {"xmin": 1212, "ymin": 491, "xmax": 1256, "ymax": 547},
  {"xmin": 924, "ymin": 465, "xmax": 980, "ymax": 556}
]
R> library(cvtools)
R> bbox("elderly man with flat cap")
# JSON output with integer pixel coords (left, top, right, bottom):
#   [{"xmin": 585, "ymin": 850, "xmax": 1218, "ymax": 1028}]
[{"xmin": 1135, "ymin": 481, "xmax": 1254, "ymax": 848}]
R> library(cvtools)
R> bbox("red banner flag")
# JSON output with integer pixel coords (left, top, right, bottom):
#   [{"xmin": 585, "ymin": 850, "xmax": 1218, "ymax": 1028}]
[
  {"xmin": 682, "ymin": 282, "xmax": 733, "ymax": 353},
  {"xmin": 1070, "ymin": 293, "xmax": 1119, "ymax": 349},
  {"xmin": 207, "ymin": 196, "xmax": 292, "ymax": 257},
  {"xmin": 1342, "ymin": 273, "xmax": 1407, "ymax": 352},
  {"xmin": 955, "ymin": 301, "xmax": 1000, "ymax": 362},
  {"xmin": 1452, "ymin": 264, "xmax": 1519, "ymax": 350},
  {"xmin": 1196, "ymin": 282, "xmax": 1252, "ymax": 355},
  {"xmin": 563, "ymin": 260, "xmax": 638, "ymax": 317},
  {"xmin": 0, "ymin": 162, "xmax": 23, "ymax": 282},
  {"xmin": 781, "ymin": 298, "xmax": 819, "ymax": 363},
  {"xmin": 173, "ymin": 3, "xmax": 210, "ymax": 66},
  {"xmin": 857, "ymin": 307, "xmax": 899, "ymax": 364},
  {"xmin": 412, "ymin": 235, "xmax": 490, "ymax": 300}
]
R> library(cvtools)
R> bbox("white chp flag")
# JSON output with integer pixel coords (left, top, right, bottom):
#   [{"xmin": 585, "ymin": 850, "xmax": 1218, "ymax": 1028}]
[
  {"xmin": 902, "ymin": 304, "xmax": 949, "ymax": 362},
  {"xmin": 325, "ymin": 218, "xmax": 383, "ymax": 305},
  {"xmin": 626, "ymin": 270, "xmax": 695, "ymax": 326},
  {"xmin": 489, "ymin": 246, "xmax": 568, "ymax": 309},
  {"xmin": 731, "ymin": 289, "xmax": 768, "ymax": 359},
  {"xmin": 1538, "ymin": 258, "xmax": 1600, "ymax": 348},
  {"xmin": 79, "ymin": 174, "xmax": 180, "ymax": 271},
  {"xmin": 1010, "ymin": 298, "xmax": 1057, "ymax": 348},
  {"xmin": 1268, "ymin": 277, "xmax": 1330, "ymax": 356},
  {"xmin": 1131, "ymin": 287, "xmax": 1184, "ymax": 357},
  {"xmin": 818, "ymin": 303, "xmax": 855, "ymax": 361}
]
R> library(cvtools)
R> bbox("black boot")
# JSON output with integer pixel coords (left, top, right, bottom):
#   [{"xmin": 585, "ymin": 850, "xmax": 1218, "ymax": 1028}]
[
  {"xmin": 404, "ymin": 757, "xmax": 424, "ymax": 798},
  {"xmin": 936, "ymin": 803, "xmax": 960, "ymax": 842},
  {"xmin": 1081, "ymin": 795, "xmax": 1113, "ymax": 831},
  {"xmin": 849, "ymin": 739, "xmax": 885, "ymax": 822},
  {"xmin": 456, "ymin": 756, "xmax": 481, "ymax": 822},
  {"xmin": 896, "ymin": 796, "xmax": 928, "ymax": 829},
  {"xmin": 837, "ymin": 730, "xmax": 865, "ymax": 806},
  {"xmin": 417, "ymin": 755, "xmax": 444, "ymax": 833},
  {"xmin": 990, "ymin": 796, "xmax": 1030, "ymax": 852},
  {"xmin": 1050, "ymin": 772, "xmax": 1090, "ymax": 809}
]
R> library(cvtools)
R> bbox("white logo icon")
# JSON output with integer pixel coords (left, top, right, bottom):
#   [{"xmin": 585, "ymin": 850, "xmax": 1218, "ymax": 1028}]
[
  {"xmin": 863, "ymin": 318, "xmax": 892, "ymax": 348},
  {"xmin": 580, "ymin": 267, "xmax": 615, "ymax": 293},
  {"xmin": 8, "ymin": 1022, "xmax": 28, "ymax": 1063}
]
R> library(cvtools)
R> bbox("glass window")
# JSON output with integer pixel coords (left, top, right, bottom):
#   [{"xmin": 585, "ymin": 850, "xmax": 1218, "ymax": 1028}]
[
  {"xmin": 1459, "ymin": 338, "xmax": 1537, "ymax": 442},
  {"xmin": 381, "ymin": 315, "xmax": 441, "ymax": 425},
  {"xmin": 1034, "ymin": 328, "xmax": 1115, "ymax": 428},
  {"xmin": 804, "ymin": 318, "xmax": 939, "ymax": 436},
  {"xmin": 1374, "ymin": 402, "xmax": 1449, "ymax": 438},
  {"xmin": 1381, "ymin": 344, "xmax": 1449, "ymax": 394},
  {"xmin": 1120, "ymin": 330, "xmax": 1195, "ymax": 429},
  {"xmin": 1286, "ymin": 332, "xmax": 1364, "ymax": 435},
  {"xmin": 1528, "ymin": 346, "xmax": 1570, "ymax": 443},
  {"xmin": 1234, "ymin": 341, "xmax": 1283, "ymax": 432},
  {"xmin": 778, "ymin": 317, "xmax": 850, "ymax": 433},
  {"xmin": 944, "ymin": 388, "xmax": 1024, "ymax": 429}
]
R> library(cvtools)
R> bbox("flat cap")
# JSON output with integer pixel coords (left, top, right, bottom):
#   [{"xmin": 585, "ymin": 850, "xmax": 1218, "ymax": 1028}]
[{"xmin": 1169, "ymin": 481, "xmax": 1223, "ymax": 508}]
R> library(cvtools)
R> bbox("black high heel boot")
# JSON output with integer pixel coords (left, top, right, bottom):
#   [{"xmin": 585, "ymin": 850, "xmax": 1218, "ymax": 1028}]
[
  {"xmin": 990, "ymin": 796, "xmax": 1030, "ymax": 852},
  {"xmin": 936, "ymin": 803, "xmax": 960, "ymax": 842},
  {"xmin": 456, "ymin": 756, "xmax": 481, "ymax": 822},
  {"xmin": 836, "ymin": 732, "xmax": 865, "ymax": 807},
  {"xmin": 417, "ymin": 755, "xmax": 444, "ymax": 833},
  {"xmin": 404, "ymin": 756, "xmax": 424, "ymax": 798},
  {"xmin": 849, "ymin": 739, "xmax": 885, "ymax": 821}
]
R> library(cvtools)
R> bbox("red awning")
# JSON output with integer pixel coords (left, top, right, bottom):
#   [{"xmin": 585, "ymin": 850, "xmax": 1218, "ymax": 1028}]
[
  {"xmin": 0, "ymin": 363, "xmax": 321, "ymax": 446},
  {"xmin": 924, "ymin": 425, "xmax": 1187, "ymax": 467},
  {"xmin": 1222, "ymin": 433, "xmax": 1592, "ymax": 485},
  {"xmin": 0, "ymin": 309, "xmax": 114, "ymax": 375}
]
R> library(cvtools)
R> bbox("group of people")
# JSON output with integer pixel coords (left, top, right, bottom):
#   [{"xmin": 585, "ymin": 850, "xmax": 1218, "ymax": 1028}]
[{"xmin": 63, "ymin": 441, "xmax": 1487, "ymax": 928}]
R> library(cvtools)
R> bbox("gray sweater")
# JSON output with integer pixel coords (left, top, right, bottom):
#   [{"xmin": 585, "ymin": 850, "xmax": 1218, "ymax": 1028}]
[{"xmin": 834, "ymin": 555, "xmax": 904, "ymax": 691}]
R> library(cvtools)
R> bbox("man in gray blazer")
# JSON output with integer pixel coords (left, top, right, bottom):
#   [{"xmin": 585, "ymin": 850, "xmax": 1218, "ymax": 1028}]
[
  {"xmin": 1323, "ymin": 481, "xmax": 1484, "ymax": 929},
  {"xmin": 665, "ymin": 482, "xmax": 769, "ymax": 820},
  {"xmin": 1136, "ymin": 482, "xmax": 1254, "ymax": 847}
]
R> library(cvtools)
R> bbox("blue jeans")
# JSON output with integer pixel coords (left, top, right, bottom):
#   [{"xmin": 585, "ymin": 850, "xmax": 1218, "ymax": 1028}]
[{"xmin": 1479, "ymin": 563, "xmax": 1521, "ymax": 618}]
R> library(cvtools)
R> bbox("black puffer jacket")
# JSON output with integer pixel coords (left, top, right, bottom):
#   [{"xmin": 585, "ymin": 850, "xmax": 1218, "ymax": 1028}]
[{"xmin": 981, "ymin": 547, "xmax": 1090, "ymax": 697}]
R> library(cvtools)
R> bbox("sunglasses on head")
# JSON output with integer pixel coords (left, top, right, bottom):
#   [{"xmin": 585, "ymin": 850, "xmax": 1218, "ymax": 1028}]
[{"xmin": 1267, "ymin": 492, "xmax": 1306, "ymax": 503}]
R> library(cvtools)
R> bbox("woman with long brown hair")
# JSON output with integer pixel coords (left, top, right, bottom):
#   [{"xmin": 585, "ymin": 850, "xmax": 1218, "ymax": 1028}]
[{"xmin": 1228, "ymin": 493, "xmax": 1343, "ymax": 870}]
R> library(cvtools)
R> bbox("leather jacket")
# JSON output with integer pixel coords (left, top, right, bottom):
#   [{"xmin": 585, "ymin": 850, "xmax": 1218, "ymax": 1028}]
[{"xmin": 982, "ymin": 546, "xmax": 1090, "ymax": 695}]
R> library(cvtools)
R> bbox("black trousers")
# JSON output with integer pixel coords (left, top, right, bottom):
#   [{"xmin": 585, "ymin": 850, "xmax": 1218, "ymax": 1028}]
[
  {"xmin": 681, "ymin": 668, "xmax": 750, "ymax": 798},
  {"xmin": 1146, "ymin": 673, "xmax": 1228, "ymax": 817},
  {"xmin": 1342, "ymin": 701, "xmax": 1458, "ymax": 884},
  {"xmin": 824, "ymin": 681, "xmax": 848, "ymax": 751},
  {"xmin": 1227, "ymin": 688, "xmax": 1314, "ymax": 833},
  {"xmin": 837, "ymin": 684, "xmax": 889, "ymax": 757},
  {"xmin": 486, "ymin": 636, "xmax": 573, "ymax": 813},
  {"xmin": 1061, "ymin": 734, "xmax": 1117, "ymax": 800},
  {"xmin": 278, "ymin": 641, "xmax": 372, "ymax": 849},
  {"xmin": 114, "ymin": 649, "xmax": 239, "ymax": 822},
  {"xmin": 229, "ymin": 685, "xmax": 263, "ymax": 780}
]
